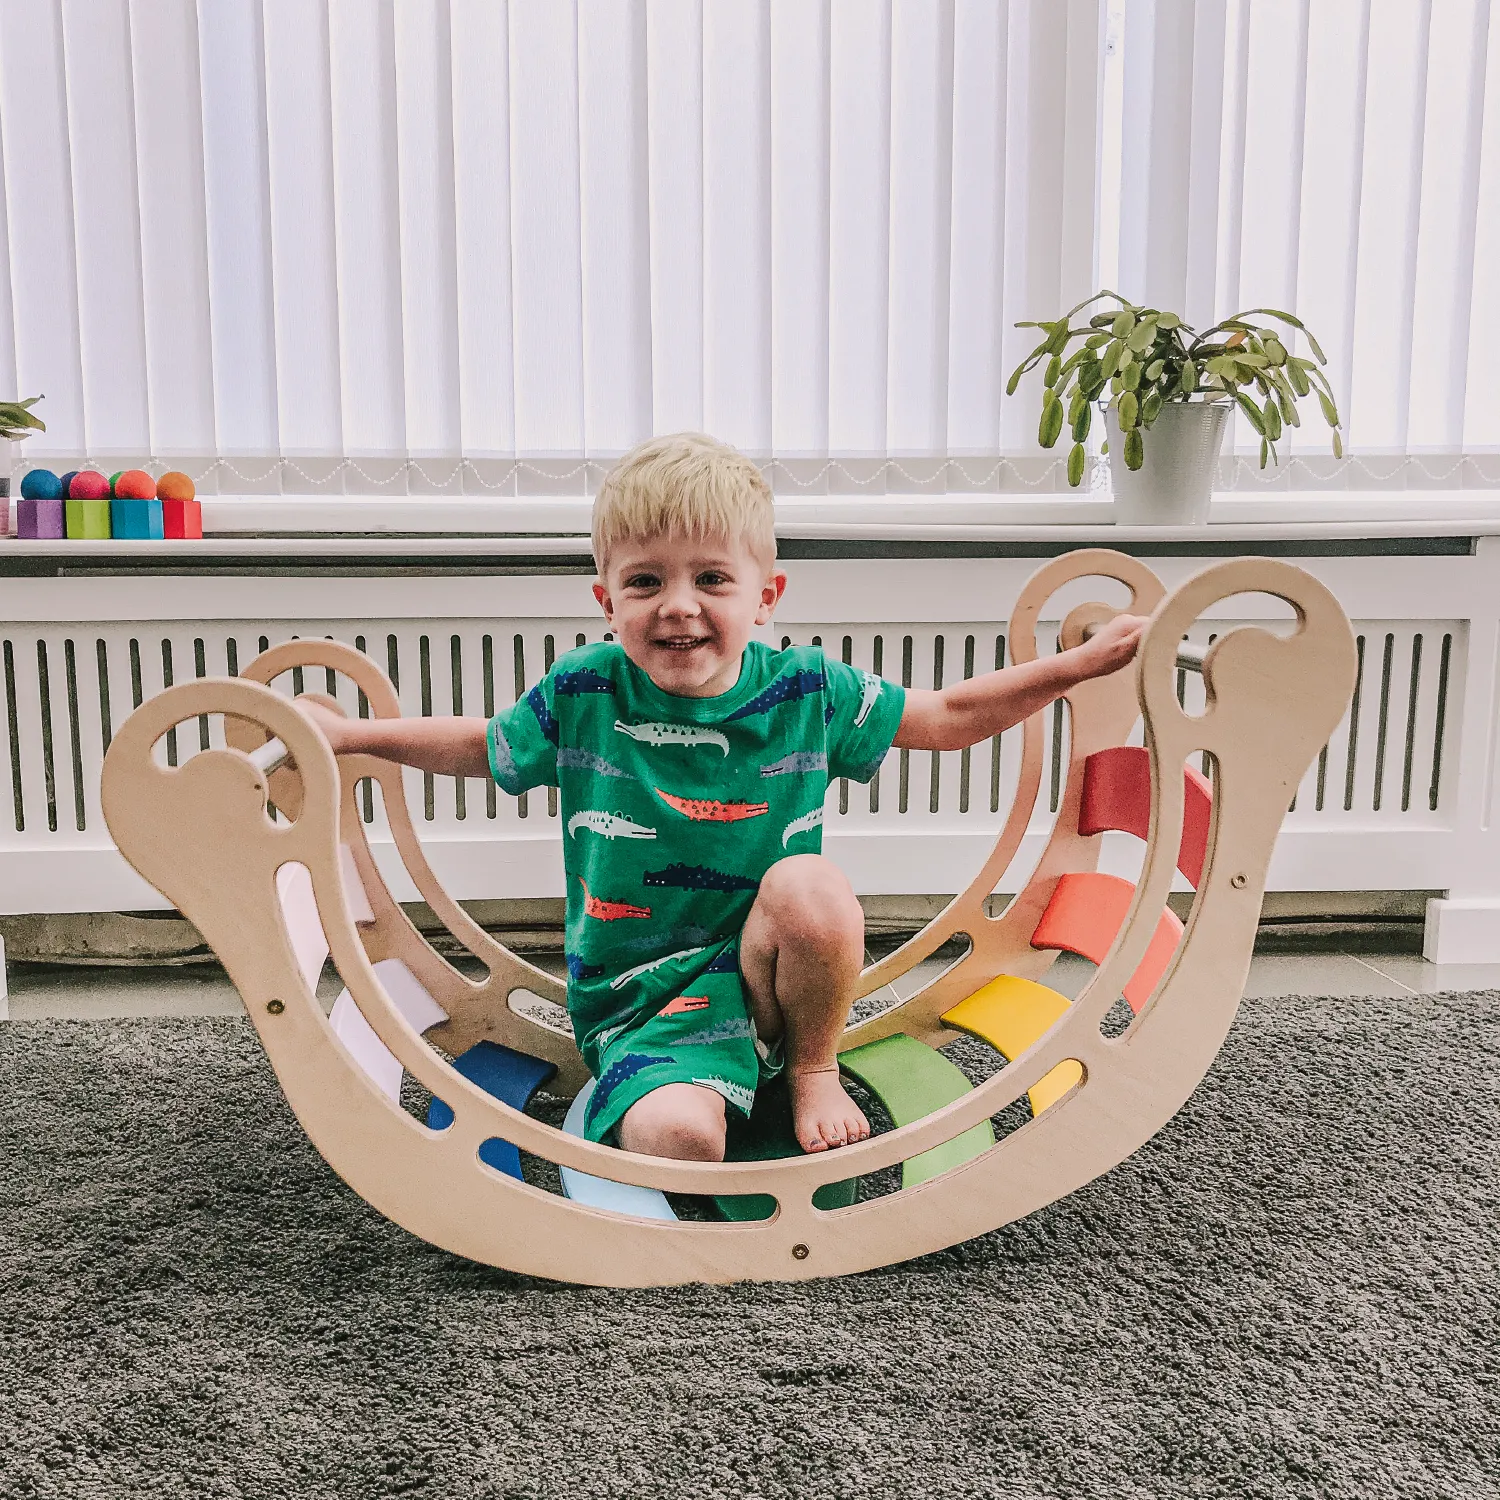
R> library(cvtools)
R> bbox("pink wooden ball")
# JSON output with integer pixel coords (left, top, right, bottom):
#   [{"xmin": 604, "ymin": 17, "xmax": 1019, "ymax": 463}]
[{"xmin": 68, "ymin": 470, "xmax": 110, "ymax": 500}]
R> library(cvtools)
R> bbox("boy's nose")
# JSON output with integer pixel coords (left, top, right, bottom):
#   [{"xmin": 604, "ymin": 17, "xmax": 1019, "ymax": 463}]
[{"xmin": 658, "ymin": 583, "xmax": 701, "ymax": 617}]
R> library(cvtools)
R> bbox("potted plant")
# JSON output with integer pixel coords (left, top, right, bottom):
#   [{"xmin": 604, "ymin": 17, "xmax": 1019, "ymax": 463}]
[
  {"xmin": 0, "ymin": 395, "xmax": 45, "ymax": 536},
  {"xmin": 1006, "ymin": 293, "xmax": 1342, "ymax": 524}
]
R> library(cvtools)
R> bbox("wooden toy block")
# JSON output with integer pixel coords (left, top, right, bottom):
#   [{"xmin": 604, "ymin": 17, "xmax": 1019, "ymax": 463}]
[
  {"xmin": 17, "ymin": 497, "xmax": 64, "ymax": 539},
  {"xmin": 111, "ymin": 497, "xmax": 164, "ymax": 540},
  {"xmin": 162, "ymin": 496, "xmax": 202, "ymax": 539},
  {"xmin": 65, "ymin": 497, "xmax": 111, "ymax": 540}
]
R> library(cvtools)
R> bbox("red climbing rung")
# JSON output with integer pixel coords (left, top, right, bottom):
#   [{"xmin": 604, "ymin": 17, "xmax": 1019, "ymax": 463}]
[
  {"xmin": 1078, "ymin": 745, "xmax": 1213, "ymax": 888},
  {"xmin": 1030, "ymin": 871, "xmax": 1185, "ymax": 1014}
]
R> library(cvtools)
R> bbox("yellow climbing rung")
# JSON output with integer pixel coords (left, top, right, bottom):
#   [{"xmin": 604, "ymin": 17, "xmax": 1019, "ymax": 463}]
[{"xmin": 942, "ymin": 975, "xmax": 1083, "ymax": 1116}]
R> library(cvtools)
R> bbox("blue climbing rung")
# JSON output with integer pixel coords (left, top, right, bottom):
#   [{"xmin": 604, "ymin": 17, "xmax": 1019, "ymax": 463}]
[{"xmin": 426, "ymin": 1042, "xmax": 557, "ymax": 1181}]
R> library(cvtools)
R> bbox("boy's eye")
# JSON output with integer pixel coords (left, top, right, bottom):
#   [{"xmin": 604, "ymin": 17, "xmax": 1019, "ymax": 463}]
[
  {"xmin": 696, "ymin": 571, "xmax": 730, "ymax": 587},
  {"xmin": 625, "ymin": 573, "xmax": 660, "ymax": 590}
]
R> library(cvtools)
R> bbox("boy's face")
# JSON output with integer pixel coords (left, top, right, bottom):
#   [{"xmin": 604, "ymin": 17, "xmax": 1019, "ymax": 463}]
[{"xmin": 593, "ymin": 533, "xmax": 786, "ymax": 698}]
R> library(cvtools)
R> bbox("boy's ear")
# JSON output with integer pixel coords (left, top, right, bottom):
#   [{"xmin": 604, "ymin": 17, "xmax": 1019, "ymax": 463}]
[
  {"xmin": 592, "ymin": 580, "xmax": 613, "ymax": 622},
  {"xmin": 756, "ymin": 568, "xmax": 788, "ymax": 626}
]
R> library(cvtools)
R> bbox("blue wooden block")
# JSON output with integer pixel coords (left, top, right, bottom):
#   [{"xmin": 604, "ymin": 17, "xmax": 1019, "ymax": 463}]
[
  {"xmin": 426, "ymin": 1041, "xmax": 556, "ymax": 1181},
  {"xmin": 111, "ymin": 497, "xmax": 164, "ymax": 540}
]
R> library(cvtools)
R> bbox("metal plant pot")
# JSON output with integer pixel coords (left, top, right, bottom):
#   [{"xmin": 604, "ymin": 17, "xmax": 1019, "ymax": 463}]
[{"xmin": 1106, "ymin": 400, "xmax": 1231, "ymax": 526}]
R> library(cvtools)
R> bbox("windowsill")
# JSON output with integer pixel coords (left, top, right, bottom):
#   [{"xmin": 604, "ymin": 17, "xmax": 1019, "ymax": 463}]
[{"xmin": 175, "ymin": 488, "xmax": 1500, "ymax": 538}]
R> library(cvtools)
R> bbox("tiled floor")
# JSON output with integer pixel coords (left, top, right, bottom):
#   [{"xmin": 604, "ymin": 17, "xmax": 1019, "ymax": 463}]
[{"xmin": 4, "ymin": 948, "xmax": 1497, "ymax": 1022}]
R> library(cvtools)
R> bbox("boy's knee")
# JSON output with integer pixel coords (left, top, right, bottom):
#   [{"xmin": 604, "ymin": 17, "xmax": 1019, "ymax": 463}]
[
  {"xmin": 618, "ymin": 1085, "xmax": 727, "ymax": 1162},
  {"xmin": 758, "ymin": 855, "xmax": 864, "ymax": 949}
]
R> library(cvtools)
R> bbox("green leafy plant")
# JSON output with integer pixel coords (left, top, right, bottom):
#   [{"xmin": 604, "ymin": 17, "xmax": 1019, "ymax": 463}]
[
  {"xmin": 1006, "ymin": 293, "xmax": 1342, "ymax": 486},
  {"xmin": 0, "ymin": 394, "xmax": 44, "ymax": 443}
]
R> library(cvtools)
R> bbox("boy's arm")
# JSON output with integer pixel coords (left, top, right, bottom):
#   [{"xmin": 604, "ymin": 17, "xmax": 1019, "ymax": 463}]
[
  {"xmin": 295, "ymin": 701, "xmax": 492, "ymax": 779},
  {"xmin": 894, "ymin": 614, "xmax": 1146, "ymax": 753}
]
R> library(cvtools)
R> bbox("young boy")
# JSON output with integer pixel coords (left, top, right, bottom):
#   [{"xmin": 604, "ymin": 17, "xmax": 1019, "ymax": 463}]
[{"xmin": 302, "ymin": 433, "xmax": 1143, "ymax": 1164}]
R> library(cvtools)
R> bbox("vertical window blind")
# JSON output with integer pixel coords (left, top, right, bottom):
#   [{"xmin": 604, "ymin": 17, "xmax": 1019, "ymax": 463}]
[
  {"xmin": 1115, "ymin": 0, "xmax": 1499, "ymax": 486},
  {"xmin": 0, "ymin": 0, "xmax": 1491, "ymax": 497}
]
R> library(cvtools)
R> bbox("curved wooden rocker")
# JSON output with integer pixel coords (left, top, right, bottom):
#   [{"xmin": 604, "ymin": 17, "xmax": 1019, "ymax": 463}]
[{"xmin": 99, "ymin": 551, "xmax": 1356, "ymax": 1286}]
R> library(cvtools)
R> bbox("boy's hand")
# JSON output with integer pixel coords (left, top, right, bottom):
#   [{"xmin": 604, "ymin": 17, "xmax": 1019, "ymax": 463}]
[{"xmin": 1073, "ymin": 614, "xmax": 1147, "ymax": 679}]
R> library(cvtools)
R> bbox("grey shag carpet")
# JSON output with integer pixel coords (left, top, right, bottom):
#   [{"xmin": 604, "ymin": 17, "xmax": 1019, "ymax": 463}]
[{"xmin": 1, "ymin": 991, "xmax": 1497, "ymax": 1500}]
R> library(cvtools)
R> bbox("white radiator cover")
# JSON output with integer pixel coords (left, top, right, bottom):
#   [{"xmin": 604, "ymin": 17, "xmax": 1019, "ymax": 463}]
[{"xmin": 1, "ymin": 545, "xmax": 1497, "ymax": 948}]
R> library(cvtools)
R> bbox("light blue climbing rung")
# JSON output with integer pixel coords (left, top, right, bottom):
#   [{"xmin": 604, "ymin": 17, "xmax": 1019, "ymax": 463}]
[{"xmin": 560, "ymin": 1080, "xmax": 678, "ymax": 1221}]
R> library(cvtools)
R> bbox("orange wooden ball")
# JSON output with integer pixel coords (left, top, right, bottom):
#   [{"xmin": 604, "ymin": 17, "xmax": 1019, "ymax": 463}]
[
  {"xmin": 156, "ymin": 471, "xmax": 196, "ymax": 503},
  {"xmin": 113, "ymin": 469, "xmax": 157, "ymax": 500}
]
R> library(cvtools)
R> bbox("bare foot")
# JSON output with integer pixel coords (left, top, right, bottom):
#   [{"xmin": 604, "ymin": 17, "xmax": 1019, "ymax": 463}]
[{"xmin": 789, "ymin": 1066, "xmax": 870, "ymax": 1153}]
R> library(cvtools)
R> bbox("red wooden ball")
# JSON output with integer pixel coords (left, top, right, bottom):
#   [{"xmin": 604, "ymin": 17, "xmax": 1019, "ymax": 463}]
[
  {"xmin": 68, "ymin": 470, "xmax": 110, "ymax": 500},
  {"xmin": 113, "ymin": 469, "xmax": 157, "ymax": 500},
  {"xmin": 156, "ymin": 471, "xmax": 196, "ymax": 503}
]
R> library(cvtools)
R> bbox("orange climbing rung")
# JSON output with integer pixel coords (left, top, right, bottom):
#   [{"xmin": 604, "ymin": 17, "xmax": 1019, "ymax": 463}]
[
  {"xmin": 1078, "ymin": 745, "xmax": 1213, "ymax": 887},
  {"xmin": 1030, "ymin": 870, "xmax": 1185, "ymax": 1013}
]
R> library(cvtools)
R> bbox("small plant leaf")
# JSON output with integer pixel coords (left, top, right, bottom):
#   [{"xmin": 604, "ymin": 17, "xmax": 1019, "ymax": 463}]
[
  {"xmin": 1259, "ymin": 436, "xmax": 1270, "ymax": 468},
  {"xmin": 1179, "ymin": 361, "xmax": 1198, "ymax": 395},
  {"xmin": 1123, "ymin": 427, "xmax": 1144, "ymax": 469},
  {"xmin": 1039, "ymin": 392, "xmax": 1065, "ymax": 448},
  {"xmin": 1262, "ymin": 396, "xmax": 1282, "ymax": 440},
  {"xmin": 1317, "ymin": 389, "xmax": 1339, "ymax": 427},
  {"xmin": 1111, "ymin": 310, "xmax": 1136, "ymax": 339},
  {"xmin": 1233, "ymin": 390, "xmax": 1266, "ymax": 434},
  {"xmin": 1118, "ymin": 390, "xmax": 1139, "ymax": 429},
  {"xmin": 1121, "ymin": 359, "xmax": 1141, "ymax": 392},
  {"xmin": 1045, "ymin": 322, "xmax": 1071, "ymax": 355},
  {"xmin": 1145, "ymin": 358, "xmax": 1165, "ymax": 382},
  {"xmin": 1156, "ymin": 312, "xmax": 1181, "ymax": 329},
  {"xmin": 1286, "ymin": 360, "xmax": 1310, "ymax": 397},
  {"xmin": 1068, "ymin": 441, "xmax": 1086, "ymax": 487},
  {"xmin": 1045, "ymin": 353, "xmax": 1062, "ymax": 386},
  {"xmin": 1072, "ymin": 401, "xmax": 1091, "ymax": 442},
  {"xmin": 1332, "ymin": 429, "xmax": 1343, "ymax": 459},
  {"xmin": 1085, "ymin": 330, "xmax": 1111, "ymax": 349},
  {"xmin": 1127, "ymin": 317, "xmax": 1157, "ymax": 352},
  {"xmin": 1100, "ymin": 341, "xmax": 1123, "ymax": 380},
  {"xmin": 1141, "ymin": 389, "xmax": 1163, "ymax": 425}
]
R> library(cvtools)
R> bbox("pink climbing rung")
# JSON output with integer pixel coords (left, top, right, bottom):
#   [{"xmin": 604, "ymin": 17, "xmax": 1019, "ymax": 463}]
[
  {"xmin": 1078, "ymin": 745, "xmax": 1213, "ymax": 888},
  {"xmin": 1030, "ymin": 871, "xmax": 1186, "ymax": 1014}
]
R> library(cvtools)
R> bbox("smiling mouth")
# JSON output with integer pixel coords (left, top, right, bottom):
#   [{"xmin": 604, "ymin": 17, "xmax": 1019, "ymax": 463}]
[{"xmin": 654, "ymin": 637, "xmax": 711, "ymax": 652}]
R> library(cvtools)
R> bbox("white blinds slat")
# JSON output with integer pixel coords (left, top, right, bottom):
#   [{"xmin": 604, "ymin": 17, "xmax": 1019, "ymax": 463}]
[
  {"xmin": 394, "ymin": 0, "xmax": 461, "ymax": 461},
  {"xmin": 262, "ymin": 0, "xmax": 343, "ymax": 457},
  {"xmin": 1348, "ymin": 0, "xmax": 1433, "ymax": 454},
  {"xmin": 60, "ymin": 0, "xmax": 149, "ymax": 455},
  {"xmin": 828, "ymin": 0, "xmax": 892, "ymax": 463},
  {"xmin": 450, "ymin": 0, "xmax": 515, "ymax": 461},
  {"xmin": 703, "ymin": 0, "xmax": 771, "ymax": 454},
  {"xmin": 129, "ymin": 0, "xmax": 215, "ymax": 456},
  {"xmin": 577, "ymin": 0, "xmax": 652, "ymax": 459},
  {"xmin": 1464, "ymin": 3, "xmax": 1500, "ymax": 452},
  {"xmin": 328, "ymin": 0, "xmax": 406, "ymax": 460},
  {"xmin": 0, "ymin": 2, "xmax": 84, "ymax": 457},
  {"xmin": 645, "ymin": 0, "xmax": 704, "ymax": 436},
  {"xmin": 197, "ymin": 0, "xmax": 279, "ymax": 464},
  {"xmin": 1407, "ymin": 0, "xmax": 1490, "ymax": 453},
  {"xmin": 946, "ymin": 0, "xmax": 1009, "ymax": 459},
  {"xmin": 1182, "ymin": 2, "xmax": 1227, "ymax": 333},
  {"xmin": 508, "ymin": 0, "xmax": 584, "ymax": 457},
  {"xmin": 886, "ymin": 0, "xmax": 954, "ymax": 459},
  {"xmin": 770, "ymin": 0, "xmax": 831, "ymax": 464}
]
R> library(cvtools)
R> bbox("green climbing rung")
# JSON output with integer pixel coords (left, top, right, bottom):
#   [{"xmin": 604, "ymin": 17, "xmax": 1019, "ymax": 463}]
[
  {"xmin": 839, "ymin": 1033, "xmax": 995, "ymax": 1188},
  {"xmin": 714, "ymin": 1077, "xmax": 857, "ymax": 1222}
]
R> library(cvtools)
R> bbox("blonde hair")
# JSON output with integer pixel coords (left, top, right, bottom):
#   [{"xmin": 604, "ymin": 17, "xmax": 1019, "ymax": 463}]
[{"xmin": 592, "ymin": 432, "xmax": 776, "ymax": 569}]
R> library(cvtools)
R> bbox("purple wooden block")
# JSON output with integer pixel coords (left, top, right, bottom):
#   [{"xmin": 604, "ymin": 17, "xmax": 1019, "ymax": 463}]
[{"xmin": 17, "ymin": 497, "xmax": 65, "ymax": 539}]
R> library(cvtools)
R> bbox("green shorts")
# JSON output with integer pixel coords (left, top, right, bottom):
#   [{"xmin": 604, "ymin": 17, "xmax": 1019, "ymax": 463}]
[{"xmin": 581, "ymin": 962, "xmax": 782, "ymax": 1145}]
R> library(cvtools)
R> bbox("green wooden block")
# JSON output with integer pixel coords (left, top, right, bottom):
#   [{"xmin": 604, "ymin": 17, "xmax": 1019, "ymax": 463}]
[
  {"xmin": 838, "ymin": 1033, "xmax": 995, "ymax": 1189},
  {"xmin": 715, "ymin": 1076, "xmax": 857, "ymax": 1222},
  {"xmin": 65, "ymin": 497, "xmax": 111, "ymax": 540}
]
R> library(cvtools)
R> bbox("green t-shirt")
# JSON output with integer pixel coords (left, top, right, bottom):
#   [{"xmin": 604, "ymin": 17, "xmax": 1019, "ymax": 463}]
[{"xmin": 486, "ymin": 640, "xmax": 906, "ymax": 1073}]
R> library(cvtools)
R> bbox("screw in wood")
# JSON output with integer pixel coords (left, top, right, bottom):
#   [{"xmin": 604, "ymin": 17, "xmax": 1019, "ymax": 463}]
[
  {"xmin": 1231, "ymin": 873, "xmax": 1247, "ymax": 889},
  {"xmin": 266, "ymin": 999, "xmax": 285, "ymax": 1015},
  {"xmin": 792, "ymin": 1243, "xmax": 809, "ymax": 1260}
]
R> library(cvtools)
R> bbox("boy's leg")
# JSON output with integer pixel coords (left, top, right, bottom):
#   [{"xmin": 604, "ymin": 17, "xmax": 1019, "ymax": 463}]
[
  {"xmin": 739, "ymin": 854, "xmax": 870, "ymax": 1153},
  {"xmin": 618, "ymin": 1083, "xmax": 727, "ymax": 1161}
]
